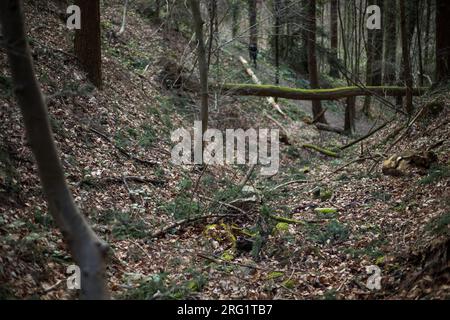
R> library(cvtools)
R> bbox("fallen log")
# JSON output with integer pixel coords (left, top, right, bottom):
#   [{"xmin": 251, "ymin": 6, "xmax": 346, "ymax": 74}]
[
  {"xmin": 237, "ymin": 57, "xmax": 285, "ymax": 115},
  {"xmin": 220, "ymin": 83, "xmax": 428, "ymax": 101},
  {"xmin": 315, "ymin": 123, "xmax": 345, "ymax": 134},
  {"xmin": 302, "ymin": 144, "xmax": 340, "ymax": 158}
]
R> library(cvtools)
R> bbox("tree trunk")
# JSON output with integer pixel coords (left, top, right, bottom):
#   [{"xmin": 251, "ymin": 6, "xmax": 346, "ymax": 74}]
[
  {"xmin": 345, "ymin": 96, "xmax": 356, "ymax": 135},
  {"xmin": 189, "ymin": 0, "xmax": 209, "ymax": 133},
  {"xmin": 117, "ymin": 0, "xmax": 129, "ymax": 35},
  {"xmin": 307, "ymin": 0, "xmax": 327, "ymax": 124},
  {"xmin": 231, "ymin": 0, "xmax": 240, "ymax": 39},
  {"xmin": 248, "ymin": 0, "xmax": 258, "ymax": 48},
  {"xmin": 383, "ymin": 0, "xmax": 397, "ymax": 84},
  {"xmin": 363, "ymin": 0, "xmax": 384, "ymax": 116},
  {"xmin": 274, "ymin": 0, "xmax": 281, "ymax": 92},
  {"xmin": 436, "ymin": 0, "xmax": 450, "ymax": 82},
  {"xmin": 0, "ymin": 0, "xmax": 109, "ymax": 299},
  {"xmin": 329, "ymin": 0, "xmax": 339, "ymax": 78},
  {"xmin": 74, "ymin": 0, "xmax": 102, "ymax": 89},
  {"xmin": 399, "ymin": 0, "xmax": 414, "ymax": 115}
]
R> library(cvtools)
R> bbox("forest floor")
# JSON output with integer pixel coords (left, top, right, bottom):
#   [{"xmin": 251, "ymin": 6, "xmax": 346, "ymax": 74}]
[{"xmin": 0, "ymin": 1, "xmax": 449, "ymax": 300}]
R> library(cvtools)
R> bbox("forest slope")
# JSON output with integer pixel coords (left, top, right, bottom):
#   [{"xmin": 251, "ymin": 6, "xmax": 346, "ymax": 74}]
[{"xmin": 0, "ymin": 1, "xmax": 448, "ymax": 300}]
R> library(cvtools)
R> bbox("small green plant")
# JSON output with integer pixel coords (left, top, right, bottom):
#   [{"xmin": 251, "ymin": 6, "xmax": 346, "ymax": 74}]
[
  {"xmin": 114, "ymin": 130, "xmax": 131, "ymax": 149},
  {"xmin": 161, "ymin": 196, "xmax": 201, "ymax": 220},
  {"xmin": 121, "ymin": 273, "xmax": 169, "ymax": 300},
  {"xmin": 110, "ymin": 212, "xmax": 149, "ymax": 240},
  {"xmin": 121, "ymin": 269, "xmax": 207, "ymax": 300},
  {"xmin": 139, "ymin": 125, "xmax": 156, "ymax": 148},
  {"xmin": 178, "ymin": 178, "xmax": 193, "ymax": 191},
  {"xmin": 419, "ymin": 164, "xmax": 450, "ymax": 185},
  {"xmin": 309, "ymin": 220, "xmax": 350, "ymax": 244},
  {"xmin": 425, "ymin": 212, "xmax": 450, "ymax": 237},
  {"xmin": 213, "ymin": 185, "xmax": 242, "ymax": 203},
  {"xmin": 343, "ymin": 239, "xmax": 385, "ymax": 260},
  {"xmin": 93, "ymin": 210, "xmax": 149, "ymax": 240}
]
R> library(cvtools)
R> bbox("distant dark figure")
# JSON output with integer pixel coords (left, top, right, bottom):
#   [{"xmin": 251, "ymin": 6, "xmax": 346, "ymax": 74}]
[{"xmin": 248, "ymin": 44, "xmax": 258, "ymax": 69}]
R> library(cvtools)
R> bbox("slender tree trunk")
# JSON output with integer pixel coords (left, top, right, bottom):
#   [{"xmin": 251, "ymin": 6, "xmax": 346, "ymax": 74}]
[
  {"xmin": 117, "ymin": 0, "xmax": 129, "ymax": 35},
  {"xmin": 156, "ymin": 0, "xmax": 160, "ymax": 19},
  {"xmin": 189, "ymin": 0, "xmax": 209, "ymax": 133},
  {"xmin": 231, "ymin": 0, "xmax": 240, "ymax": 39},
  {"xmin": 74, "ymin": 0, "xmax": 102, "ymax": 89},
  {"xmin": 416, "ymin": 1, "xmax": 424, "ymax": 86},
  {"xmin": 207, "ymin": 0, "xmax": 218, "ymax": 68},
  {"xmin": 363, "ymin": 0, "xmax": 384, "ymax": 116},
  {"xmin": 307, "ymin": 0, "xmax": 327, "ymax": 124},
  {"xmin": 274, "ymin": 0, "xmax": 281, "ymax": 90},
  {"xmin": 0, "ymin": 0, "xmax": 108, "ymax": 299},
  {"xmin": 345, "ymin": 97, "xmax": 356, "ymax": 135},
  {"xmin": 436, "ymin": 0, "xmax": 450, "ymax": 82},
  {"xmin": 423, "ymin": 0, "xmax": 431, "ymax": 68},
  {"xmin": 329, "ymin": 0, "xmax": 339, "ymax": 77},
  {"xmin": 383, "ymin": 0, "xmax": 397, "ymax": 84},
  {"xmin": 248, "ymin": 0, "xmax": 258, "ymax": 48},
  {"xmin": 400, "ymin": 0, "xmax": 414, "ymax": 115}
]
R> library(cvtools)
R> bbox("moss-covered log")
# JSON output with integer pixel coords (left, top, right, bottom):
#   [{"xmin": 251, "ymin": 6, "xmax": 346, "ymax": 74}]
[
  {"xmin": 302, "ymin": 144, "xmax": 340, "ymax": 158},
  {"xmin": 220, "ymin": 83, "xmax": 427, "ymax": 101}
]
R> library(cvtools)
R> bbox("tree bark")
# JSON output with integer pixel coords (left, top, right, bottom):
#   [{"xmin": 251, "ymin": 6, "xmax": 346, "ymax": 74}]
[
  {"xmin": 383, "ymin": 0, "xmax": 397, "ymax": 84},
  {"xmin": 363, "ymin": 0, "xmax": 384, "ymax": 116},
  {"xmin": 117, "ymin": 0, "xmax": 129, "ymax": 35},
  {"xmin": 400, "ymin": 0, "xmax": 414, "ymax": 115},
  {"xmin": 189, "ymin": 0, "xmax": 209, "ymax": 133},
  {"xmin": 0, "ymin": 0, "xmax": 109, "ymax": 299},
  {"xmin": 344, "ymin": 96, "xmax": 356, "ymax": 135},
  {"xmin": 306, "ymin": 0, "xmax": 327, "ymax": 124},
  {"xmin": 274, "ymin": 0, "xmax": 281, "ymax": 91},
  {"xmin": 248, "ymin": 0, "xmax": 258, "ymax": 48},
  {"xmin": 74, "ymin": 0, "xmax": 102, "ymax": 89},
  {"xmin": 329, "ymin": 0, "xmax": 339, "ymax": 78},
  {"xmin": 436, "ymin": 0, "xmax": 450, "ymax": 82}
]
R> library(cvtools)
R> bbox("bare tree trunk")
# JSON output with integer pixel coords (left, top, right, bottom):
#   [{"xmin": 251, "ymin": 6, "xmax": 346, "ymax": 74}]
[
  {"xmin": 436, "ymin": 0, "xmax": 450, "ymax": 83},
  {"xmin": 74, "ymin": 0, "xmax": 102, "ymax": 89},
  {"xmin": 189, "ymin": 0, "xmax": 209, "ymax": 134},
  {"xmin": 345, "ymin": 96, "xmax": 356, "ymax": 135},
  {"xmin": 117, "ymin": 0, "xmax": 129, "ymax": 35},
  {"xmin": 231, "ymin": 0, "xmax": 240, "ymax": 38},
  {"xmin": 363, "ymin": 0, "xmax": 383, "ymax": 116},
  {"xmin": 207, "ymin": 0, "xmax": 218, "ymax": 68},
  {"xmin": 416, "ymin": 1, "xmax": 424, "ymax": 86},
  {"xmin": 400, "ymin": 0, "xmax": 414, "ymax": 115},
  {"xmin": 274, "ymin": 0, "xmax": 281, "ymax": 94},
  {"xmin": 307, "ymin": 0, "xmax": 327, "ymax": 124},
  {"xmin": 248, "ymin": 0, "xmax": 258, "ymax": 48},
  {"xmin": 156, "ymin": 0, "xmax": 161, "ymax": 19},
  {"xmin": 383, "ymin": 0, "xmax": 397, "ymax": 84},
  {"xmin": 0, "ymin": 0, "xmax": 109, "ymax": 299},
  {"xmin": 329, "ymin": 0, "xmax": 339, "ymax": 78}
]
